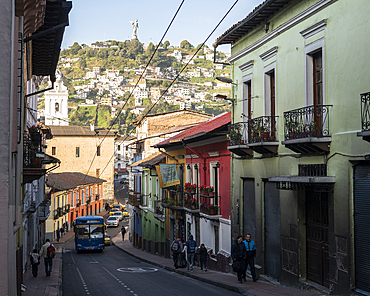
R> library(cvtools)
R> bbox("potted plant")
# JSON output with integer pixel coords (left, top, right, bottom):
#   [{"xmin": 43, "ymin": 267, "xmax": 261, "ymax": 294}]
[
  {"xmin": 206, "ymin": 186, "xmax": 215, "ymax": 197},
  {"xmin": 200, "ymin": 203, "xmax": 210, "ymax": 214},
  {"xmin": 185, "ymin": 198, "xmax": 198, "ymax": 210},
  {"xmin": 189, "ymin": 183, "xmax": 197, "ymax": 194},
  {"xmin": 185, "ymin": 182, "xmax": 191, "ymax": 192},
  {"xmin": 199, "ymin": 185, "xmax": 207, "ymax": 195},
  {"xmin": 227, "ymin": 127, "xmax": 242, "ymax": 145},
  {"xmin": 209, "ymin": 204, "xmax": 219, "ymax": 215}
]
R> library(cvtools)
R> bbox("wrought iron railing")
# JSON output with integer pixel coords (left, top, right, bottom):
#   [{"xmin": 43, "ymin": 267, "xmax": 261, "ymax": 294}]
[
  {"xmin": 361, "ymin": 92, "xmax": 370, "ymax": 131},
  {"xmin": 54, "ymin": 209, "xmax": 59, "ymax": 220},
  {"xmin": 128, "ymin": 191, "xmax": 140, "ymax": 206},
  {"xmin": 154, "ymin": 200, "xmax": 164, "ymax": 216},
  {"xmin": 248, "ymin": 116, "xmax": 278, "ymax": 143},
  {"xmin": 57, "ymin": 207, "xmax": 63, "ymax": 217},
  {"xmin": 228, "ymin": 116, "xmax": 278, "ymax": 145},
  {"xmin": 284, "ymin": 105, "xmax": 331, "ymax": 140},
  {"xmin": 23, "ymin": 133, "xmax": 43, "ymax": 168}
]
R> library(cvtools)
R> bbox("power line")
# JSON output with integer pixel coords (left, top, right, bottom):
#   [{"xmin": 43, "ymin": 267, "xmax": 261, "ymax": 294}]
[
  {"xmin": 83, "ymin": 0, "xmax": 185, "ymax": 181},
  {"xmin": 90, "ymin": 0, "xmax": 239, "ymax": 185},
  {"xmin": 134, "ymin": 0, "xmax": 239, "ymax": 127}
]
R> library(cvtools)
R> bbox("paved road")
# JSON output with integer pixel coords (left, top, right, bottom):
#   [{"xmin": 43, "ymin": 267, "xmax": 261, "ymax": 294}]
[{"xmin": 62, "ymin": 219, "xmax": 239, "ymax": 296}]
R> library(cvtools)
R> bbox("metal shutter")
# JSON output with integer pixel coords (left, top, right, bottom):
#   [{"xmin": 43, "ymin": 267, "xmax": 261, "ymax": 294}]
[{"xmin": 354, "ymin": 164, "xmax": 370, "ymax": 294}]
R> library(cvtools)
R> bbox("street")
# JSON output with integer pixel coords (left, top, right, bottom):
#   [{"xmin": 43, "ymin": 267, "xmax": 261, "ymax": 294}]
[{"xmin": 62, "ymin": 219, "xmax": 239, "ymax": 296}]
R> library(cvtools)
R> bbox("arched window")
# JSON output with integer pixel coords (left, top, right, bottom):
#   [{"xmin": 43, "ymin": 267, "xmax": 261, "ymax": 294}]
[{"xmin": 55, "ymin": 102, "xmax": 60, "ymax": 112}]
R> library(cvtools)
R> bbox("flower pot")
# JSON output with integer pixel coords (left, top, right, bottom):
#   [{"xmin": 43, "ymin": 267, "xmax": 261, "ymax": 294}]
[
  {"xmin": 208, "ymin": 192, "xmax": 215, "ymax": 197},
  {"xmin": 191, "ymin": 205, "xmax": 196, "ymax": 210},
  {"xmin": 190, "ymin": 189, "xmax": 196, "ymax": 194},
  {"xmin": 210, "ymin": 209, "xmax": 217, "ymax": 215}
]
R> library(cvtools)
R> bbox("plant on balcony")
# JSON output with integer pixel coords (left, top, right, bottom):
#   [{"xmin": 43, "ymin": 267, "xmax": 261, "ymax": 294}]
[
  {"xmin": 227, "ymin": 127, "xmax": 242, "ymax": 145},
  {"xmin": 155, "ymin": 206, "xmax": 164, "ymax": 215},
  {"xmin": 28, "ymin": 125, "xmax": 42, "ymax": 134},
  {"xmin": 185, "ymin": 198, "xmax": 198, "ymax": 209},
  {"xmin": 199, "ymin": 184, "xmax": 207, "ymax": 194}
]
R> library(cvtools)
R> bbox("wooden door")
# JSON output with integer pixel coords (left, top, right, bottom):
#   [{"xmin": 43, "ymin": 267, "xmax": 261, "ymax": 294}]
[{"xmin": 306, "ymin": 190, "xmax": 329, "ymax": 287}]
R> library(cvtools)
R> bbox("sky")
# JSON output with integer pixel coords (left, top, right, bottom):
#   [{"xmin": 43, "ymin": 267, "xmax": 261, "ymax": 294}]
[{"xmin": 61, "ymin": 0, "xmax": 263, "ymax": 53}]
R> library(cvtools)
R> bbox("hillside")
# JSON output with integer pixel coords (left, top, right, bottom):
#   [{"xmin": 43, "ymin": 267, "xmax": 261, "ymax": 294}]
[{"xmin": 46, "ymin": 39, "xmax": 232, "ymax": 134}]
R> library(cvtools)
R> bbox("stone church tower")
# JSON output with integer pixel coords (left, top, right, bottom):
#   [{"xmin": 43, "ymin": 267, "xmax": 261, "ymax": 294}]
[{"xmin": 44, "ymin": 68, "xmax": 69, "ymax": 126}]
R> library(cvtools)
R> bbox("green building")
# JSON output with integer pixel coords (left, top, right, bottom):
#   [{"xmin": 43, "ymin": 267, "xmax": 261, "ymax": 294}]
[{"xmin": 214, "ymin": 0, "xmax": 370, "ymax": 294}]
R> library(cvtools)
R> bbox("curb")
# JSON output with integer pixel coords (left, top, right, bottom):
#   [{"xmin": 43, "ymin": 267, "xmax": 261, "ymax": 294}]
[
  {"xmin": 112, "ymin": 238, "xmax": 255, "ymax": 296},
  {"xmin": 58, "ymin": 250, "xmax": 63, "ymax": 296}
]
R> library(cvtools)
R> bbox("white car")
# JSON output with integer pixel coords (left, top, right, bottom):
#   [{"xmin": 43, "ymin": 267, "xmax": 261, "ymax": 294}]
[
  {"xmin": 113, "ymin": 211, "xmax": 123, "ymax": 221},
  {"xmin": 106, "ymin": 216, "xmax": 119, "ymax": 227}
]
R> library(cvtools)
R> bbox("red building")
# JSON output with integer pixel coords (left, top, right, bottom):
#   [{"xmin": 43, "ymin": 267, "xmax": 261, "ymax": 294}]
[{"xmin": 154, "ymin": 112, "xmax": 232, "ymax": 265}]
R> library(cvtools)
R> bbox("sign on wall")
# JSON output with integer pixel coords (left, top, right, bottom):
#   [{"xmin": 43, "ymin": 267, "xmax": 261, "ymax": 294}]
[{"xmin": 155, "ymin": 164, "xmax": 180, "ymax": 188}]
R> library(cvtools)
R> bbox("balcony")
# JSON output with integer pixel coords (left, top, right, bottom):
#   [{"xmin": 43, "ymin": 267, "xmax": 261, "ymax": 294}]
[
  {"xmin": 53, "ymin": 209, "xmax": 59, "ymax": 220},
  {"xmin": 23, "ymin": 133, "xmax": 46, "ymax": 183},
  {"xmin": 153, "ymin": 200, "xmax": 164, "ymax": 220},
  {"xmin": 57, "ymin": 207, "xmax": 63, "ymax": 217},
  {"xmin": 95, "ymin": 194, "xmax": 100, "ymax": 201},
  {"xmin": 357, "ymin": 92, "xmax": 370, "ymax": 142},
  {"xmin": 282, "ymin": 105, "xmax": 332, "ymax": 154},
  {"xmin": 227, "ymin": 116, "xmax": 279, "ymax": 156},
  {"xmin": 63, "ymin": 204, "xmax": 70, "ymax": 214},
  {"xmin": 38, "ymin": 199, "xmax": 51, "ymax": 222},
  {"xmin": 127, "ymin": 191, "xmax": 140, "ymax": 206}
]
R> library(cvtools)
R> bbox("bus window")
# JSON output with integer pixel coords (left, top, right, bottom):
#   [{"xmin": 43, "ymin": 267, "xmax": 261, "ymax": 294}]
[
  {"xmin": 90, "ymin": 225, "xmax": 104, "ymax": 239},
  {"xmin": 76, "ymin": 226, "xmax": 89, "ymax": 239}
]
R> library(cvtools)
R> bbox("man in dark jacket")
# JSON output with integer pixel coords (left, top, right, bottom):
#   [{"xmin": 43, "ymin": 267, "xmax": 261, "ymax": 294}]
[
  {"xmin": 231, "ymin": 235, "xmax": 246, "ymax": 283},
  {"xmin": 171, "ymin": 237, "xmax": 183, "ymax": 269},
  {"xmin": 243, "ymin": 234, "xmax": 257, "ymax": 282}
]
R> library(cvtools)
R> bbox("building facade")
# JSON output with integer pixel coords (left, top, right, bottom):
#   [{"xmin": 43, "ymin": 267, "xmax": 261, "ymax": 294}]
[
  {"xmin": 46, "ymin": 126, "xmax": 116, "ymax": 202},
  {"xmin": 214, "ymin": 0, "xmax": 370, "ymax": 294}
]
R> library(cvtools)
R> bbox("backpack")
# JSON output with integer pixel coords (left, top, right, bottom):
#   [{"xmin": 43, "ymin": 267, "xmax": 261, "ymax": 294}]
[
  {"xmin": 188, "ymin": 240, "xmax": 196, "ymax": 253},
  {"xmin": 171, "ymin": 240, "xmax": 179, "ymax": 252},
  {"xmin": 47, "ymin": 244, "xmax": 56, "ymax": 258}
]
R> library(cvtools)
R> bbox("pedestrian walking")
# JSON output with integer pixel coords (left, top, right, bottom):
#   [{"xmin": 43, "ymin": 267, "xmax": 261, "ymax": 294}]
[
  {"xmin": 56, "ymin": 228, "xmax": 60, "ymax": 242},
  {"xmin": 121, "ymin": 225, "xmax": 126, "ymax": 241},
  {"xmin": 65, "ymin": 222, "xmax": 69, "ymax": 232},
  {"xmin": 198, "ymin": 243, "xmax": 208, "ymax": 271},
  {"xmin": 170, "ymin": 237, "xmax": 183, "ymax": 269},
  {"xmin": 30, "ymin": 249, "xmax": 40, "ymax": 277},
  {"xmin": 105, "ymin": 203, "xmax": 110, "ymax": 212},
  {"xmin": 231, "ymin": 235, "xmax": 246, "ymax": 283},
  {"xmin": 186, "ymin": 235, "xmax": 196, "ymax": 271},
  {"xmin": 39, "ymin": 239, "xmax": 55, "ymax": 276},
  {"xmin": 243, "ymin": 234, "xmax": 257, "ymax": 282},
  {"xmin": 60, "ymin": 226, "xmax": 64, "ymax": 238}
]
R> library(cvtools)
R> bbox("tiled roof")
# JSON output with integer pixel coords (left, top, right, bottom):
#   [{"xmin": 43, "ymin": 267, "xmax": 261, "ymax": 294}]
[
  {"xmin": 46, "ymin": 172, "xmax": 106, "ymax": 191},
  {"xmin": 215, "ymin": 0, "xmax": 291, "ymax": 46},
  {"xmin": 154, "ymin": 112, "xmax": 231, "ymax": 148},
  {"xmin": 49, "ymin": 125, "xmax": 116, "ymax": 137}
]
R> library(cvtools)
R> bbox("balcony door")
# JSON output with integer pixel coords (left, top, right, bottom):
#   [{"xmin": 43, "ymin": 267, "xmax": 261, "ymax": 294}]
[
  {"xmin": 242, "ymin": 77, "xmax": 252, "ymax": 141},
  {"xmin": 313, "ymin": 50, "xmax": 323, "ymax": 136}
]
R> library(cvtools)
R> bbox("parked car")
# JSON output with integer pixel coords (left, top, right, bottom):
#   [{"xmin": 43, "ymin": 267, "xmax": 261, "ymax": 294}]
[
  {"xmin": 104, "ymin": 233, "xmax": 111, "ymax": 246},
  {"xmin": 106, "ymin": 216, "xmax": 119, "ymax": 227},
  {"xmin": 113, "ymin": 211, "xmax": 123, "ymax": 221},
  {"xmin": 122, "ymin": 210, "xmax": 130, "ymax": 217}
]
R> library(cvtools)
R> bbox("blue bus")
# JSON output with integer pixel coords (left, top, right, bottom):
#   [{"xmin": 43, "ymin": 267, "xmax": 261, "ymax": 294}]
[{"xmin": 74, "ymin": 216, "xmax": 105, "ymax": 252}]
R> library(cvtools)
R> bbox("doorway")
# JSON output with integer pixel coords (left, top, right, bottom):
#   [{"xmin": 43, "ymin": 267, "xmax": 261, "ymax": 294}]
[
  {"xmin": 243, "ymin": 179, "xmax": 255, "ymax": 239},
  {"xmin": 306, "ymin": 190, "xmax": 329, "ymax": 287}
]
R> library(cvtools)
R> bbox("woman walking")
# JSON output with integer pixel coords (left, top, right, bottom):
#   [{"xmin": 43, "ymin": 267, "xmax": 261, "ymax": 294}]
[{"xmin": 231, "ymin": 235, "xmax": 246, "ymax": 283}]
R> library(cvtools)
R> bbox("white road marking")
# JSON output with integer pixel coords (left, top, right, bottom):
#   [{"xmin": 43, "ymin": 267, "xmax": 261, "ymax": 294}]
[
  {"xmin": 76, "ymin": 267, "xmax": 90, "ymax": 295},
  {"xmin": 102, "ymin": 267, "xmax": 139, "ymax": 295},
  {"xmin": 117, "ymin": 267, "xmax": 158, "ymax": 273}
]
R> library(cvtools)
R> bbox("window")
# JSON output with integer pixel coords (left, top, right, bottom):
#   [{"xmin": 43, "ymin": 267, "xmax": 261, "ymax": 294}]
[
  {"xmin": 55, "ymin": 102, "xmax": 59, "ymax": 112},
  {"xmin": 82, "ymin": 188, "xmax": 84, "ymax": 204},
  {"xmin": 71, "ymin": 190, "xmax": 74, "ymax": 207},
  {"xmin": 96, "ymin": 169, "xmax": 100, "ymax": 178},
  {"xmin": 118, "ymin": 145, "xmax": 121, "ymax": 151},
  {"xmin": 264, "ymin": 68, "xmax": 276, "ymax": 117},
  {"xmin": 242, "ymin": 77, "xmax": 252, "ymax": 120},
  {"xmin": 97, "ymin": 146, "xmax": 101, "ymax": 156},
  {"xmin": 76, "ymin": 147, "xmax": 80, "ymax": 157},
  {"xmin": 52, "ymin": 147, "xmax": 56, "ymax": 155},
  {"xmin": 313, "ymin": 50, "xmax": 323, "ymax": 106}
]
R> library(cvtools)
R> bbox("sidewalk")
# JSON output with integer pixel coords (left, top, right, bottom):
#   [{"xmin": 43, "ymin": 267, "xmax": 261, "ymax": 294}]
[
  {"xmin": 113, "ymin": 235, "xmax": 324, "ymax": 296},
  {"xmin": 22, "ymin": 210, "xmax": 110, "ymax": 296}
]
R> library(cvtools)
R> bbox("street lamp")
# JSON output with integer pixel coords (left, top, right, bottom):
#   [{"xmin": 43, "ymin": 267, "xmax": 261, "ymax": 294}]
[{"xmin": 215, "ymin": 77, "xmax": 236, "ymax": 85}]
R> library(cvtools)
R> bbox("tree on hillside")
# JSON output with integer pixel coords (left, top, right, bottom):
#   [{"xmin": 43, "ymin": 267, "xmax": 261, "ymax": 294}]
[
  {"xmin": 180, "ymin": 40, "xmax": 193, "ymax": 50},
  {"xmin": 79, "ymin": 58, "xmax": 86, "ymax": 70},
  {"xmin": 146, "ymin": 42, "xmax": 155, "ymax": 54},
  {"xmin": 163, "ymin": 40, "xmax": 170, "ymax": 49},
  {"xmin": 127, "ymin": 39, "xmax": 144, "ymax": 59},
  {"xmin": 205, "ymin": 94, "xmax": 212, "ymax": 101},
  {"xmin": 70, "ymin": 42, "xmax": 82, "ymax": 55}
]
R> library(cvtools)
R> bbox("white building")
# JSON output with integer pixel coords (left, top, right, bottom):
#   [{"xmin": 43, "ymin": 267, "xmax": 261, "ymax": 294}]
[{"xmin": 44, "ymin": 68, "xmax": 69, "ymax": 126}]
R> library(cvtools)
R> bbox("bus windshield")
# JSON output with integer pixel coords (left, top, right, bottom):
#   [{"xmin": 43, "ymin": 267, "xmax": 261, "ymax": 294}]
[{"xmin": 76, "ymin": 224, "xmax": 104, "ymax": 239}]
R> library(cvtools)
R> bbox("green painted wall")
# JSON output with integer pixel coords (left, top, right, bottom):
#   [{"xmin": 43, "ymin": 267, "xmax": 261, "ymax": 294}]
[{"xmin": 227, "ymin": 0, "xmax": 370, "ymax": 292}]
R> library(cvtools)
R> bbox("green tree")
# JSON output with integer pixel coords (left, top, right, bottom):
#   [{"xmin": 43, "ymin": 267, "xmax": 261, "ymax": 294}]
[
  {"xmin": 70, "ymin": 42, "xmax": 82, "ymax": 55},
  {"xmin": 146, "ymin": 42, "xmax": 155, "ymax": 54},
  {"xmin": 205, "ymin": 94, "xmax": 213, "ymax": 100},
  {"xmin": 163, "ymin": 40, "xmax": 170, "ymax": 49},
  {"xmin": 79, "ymin": 58, "xmax": 87, "ymax": 70},
  {"xmin": 180, "ymin": 40, "xmax": 193, "ymax": 50}
]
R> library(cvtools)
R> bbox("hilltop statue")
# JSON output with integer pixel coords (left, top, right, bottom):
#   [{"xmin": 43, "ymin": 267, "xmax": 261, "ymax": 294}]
[{"xmin": 129, "ymin": 19, "xmax": 139, "ymax": 40}]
